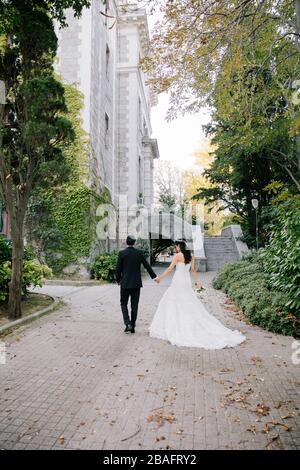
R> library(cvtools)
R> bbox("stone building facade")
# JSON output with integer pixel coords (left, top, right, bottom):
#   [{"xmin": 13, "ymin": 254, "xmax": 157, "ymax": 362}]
[{"xmin": 55, "ymin": 0, "xmax": 159, "ymax": 216}]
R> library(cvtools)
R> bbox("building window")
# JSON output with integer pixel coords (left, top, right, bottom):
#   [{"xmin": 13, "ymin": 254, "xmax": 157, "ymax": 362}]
[
  {"xmin": 138, "ymin": 156, "xmax": 143, "ymax": 200},
  {"xmin": 103, "ymin": 0, "xmax": 109, "ymax": 28},
  {"xmin": 105, "ymin": 113, "xmax": 109, "ymax": 148},
  {"xmin": 138, "ymin": 98, "xmax": 141, "ymax": 122},
  {"xmin": 138, "ymin": 97, "xmax": 142, "ymax": 135},
  {"xmin": 106, "ymin": 44, "xmax": 110, "ymax": 79},
  {"xmin": 143, "ymin": 118, "xmax": 148, "ymax": 137}
]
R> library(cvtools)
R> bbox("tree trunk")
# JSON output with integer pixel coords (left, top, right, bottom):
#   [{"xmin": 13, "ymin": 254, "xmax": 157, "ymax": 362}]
[
  {"xmin": 5, "ymin": 192, "xmax": 28, "ymax": 320},
  {"xmin": 8, "ymin": 218, "xmax": 24, "ymax": 320}
]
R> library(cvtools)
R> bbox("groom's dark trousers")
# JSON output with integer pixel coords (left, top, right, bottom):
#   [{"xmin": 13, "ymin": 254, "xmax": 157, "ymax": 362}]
[
  {"xmin": 116, "ymin": 247, "xmax": 157, "ymax": 327},
  {"xmin": 120, "ymin": 288, "xmax": 140, "ymax": 328}
]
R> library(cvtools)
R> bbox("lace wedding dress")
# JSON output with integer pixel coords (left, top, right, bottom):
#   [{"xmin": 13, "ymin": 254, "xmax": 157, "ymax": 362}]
[{"xmin": 149, "ymin": 262, "xmax": 246, "ymax": 349}]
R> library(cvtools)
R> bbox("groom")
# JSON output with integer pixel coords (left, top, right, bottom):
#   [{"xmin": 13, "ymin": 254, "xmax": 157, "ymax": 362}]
[{"xmin": 116, "ymin": 235, "xmax": 158, "ymax": 334}]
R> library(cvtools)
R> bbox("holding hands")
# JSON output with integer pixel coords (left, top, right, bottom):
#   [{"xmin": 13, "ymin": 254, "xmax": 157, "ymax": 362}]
[{"xmin": 154, "ymin": 277, "xmax": 161, "ymax": 284}]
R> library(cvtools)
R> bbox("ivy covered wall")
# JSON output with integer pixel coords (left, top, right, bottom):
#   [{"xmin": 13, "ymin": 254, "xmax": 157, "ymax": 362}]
[{"xmin": 26, "ymin": 82, "xmax": 111, "ymax": 276}]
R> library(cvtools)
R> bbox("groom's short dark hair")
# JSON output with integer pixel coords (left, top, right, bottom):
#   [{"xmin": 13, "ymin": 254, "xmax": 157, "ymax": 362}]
[{"xmin": 126, "ymin": 235, "xmax": 136, "ymax": 246}]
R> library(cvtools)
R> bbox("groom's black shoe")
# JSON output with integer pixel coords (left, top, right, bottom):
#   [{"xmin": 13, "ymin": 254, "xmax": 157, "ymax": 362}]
[
  {"xmin": 124, "ymin": 324, "xmax": 132, "ymax": 333},
  {"xmin": 131, "ymin": 325, "xmax": 135, "ymax": 334}
]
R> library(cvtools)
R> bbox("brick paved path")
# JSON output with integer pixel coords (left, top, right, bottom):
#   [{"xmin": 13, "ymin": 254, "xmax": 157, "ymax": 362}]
[{"xmin": 0, "ymin": 270, "xmax": 299, "ymax": 450}]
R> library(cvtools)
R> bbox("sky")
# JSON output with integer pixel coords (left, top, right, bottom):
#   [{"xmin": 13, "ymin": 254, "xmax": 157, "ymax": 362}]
[
  {"xmin": 147, "ymin": 12, "xmax": 211, "ymax": 171},
  {"xmin": 151, "ymin": 95, "xmax": 210, "ymax": 170}
]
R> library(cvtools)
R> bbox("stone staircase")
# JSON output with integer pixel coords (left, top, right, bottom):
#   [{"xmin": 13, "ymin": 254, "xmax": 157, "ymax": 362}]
[{"xmin": 204, "ymin": 236, "xmax": 239, "ymax": 271}]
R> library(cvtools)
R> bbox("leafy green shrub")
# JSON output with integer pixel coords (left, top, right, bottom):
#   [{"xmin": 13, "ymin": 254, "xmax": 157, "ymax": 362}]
[
  {"xmin": 0, "ymin": 236, "xmax": 52, "ymax": 302},
  {"xmin": 0, "ymin": 236, "xmax": 35, "ymax": 262},
  {"xmin": 22, "ymin": 261, "xmax": 53, "ymax": 295},
  {"xmin": 260, "ymin": 195, "xmax": 300, "ymax": 315},
  {"xmin": 90, "ymin": 251, "xmax": 119, "ymax": 283},
  {"xmin": 0, "ymin": 262, "xmax": 10, "ymax": 302},
  {"xmin": 213, "ymin": 255, "xmax": 300, "ymax": 337},
  {"xmin": 0, "ymin": 236, "xmax": 11, "ymax": 263}
]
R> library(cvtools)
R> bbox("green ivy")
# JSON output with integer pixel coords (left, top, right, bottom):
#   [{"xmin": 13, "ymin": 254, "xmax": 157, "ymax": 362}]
[
  {"xmin": 26, "ymin": 81, "xmax": 111, "ymax": 275},
  {"xmin": 27, "ymin": 184, "xmax": 109, "ymax": 275},
  {"xmin": 90, "ymin": 251, "xmax": 119, "ymax": 283}
]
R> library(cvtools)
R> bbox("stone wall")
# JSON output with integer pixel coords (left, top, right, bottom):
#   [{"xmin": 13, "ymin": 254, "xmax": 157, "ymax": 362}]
[{"xmin": 55, "ymin": 1, "xmax": 159, "ymax": 259}]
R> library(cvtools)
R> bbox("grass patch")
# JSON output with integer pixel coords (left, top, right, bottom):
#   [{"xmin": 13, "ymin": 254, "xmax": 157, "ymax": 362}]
[{"xmin": 0, "ymin": 293, "xmax": 54, "ymax": 327}]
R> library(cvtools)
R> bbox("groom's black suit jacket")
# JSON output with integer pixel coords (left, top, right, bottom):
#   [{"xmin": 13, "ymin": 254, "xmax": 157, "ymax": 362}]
[{"xmin": 116, "ymin": 247, "xmax": 157, "ymax": 289}]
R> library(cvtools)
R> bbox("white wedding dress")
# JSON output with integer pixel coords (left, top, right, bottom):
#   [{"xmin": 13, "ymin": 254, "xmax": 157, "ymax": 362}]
[{"xmin": 149, "ymin": 262, "xmax": 246, "ymax": 349}]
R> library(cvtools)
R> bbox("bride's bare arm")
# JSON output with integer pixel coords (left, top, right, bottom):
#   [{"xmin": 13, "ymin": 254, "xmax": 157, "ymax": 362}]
[
  {"xmin": 156, "ymin": 254, "xmax": 180, "ymax": 282},
  {"xmin": 191, "ymin": 256, "xmax": 201, "ymax": 289}
]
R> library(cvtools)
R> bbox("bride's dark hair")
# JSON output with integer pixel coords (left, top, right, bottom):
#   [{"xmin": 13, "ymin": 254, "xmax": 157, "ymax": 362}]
[{"xmin": 175, "ymin": 239, "xmax": 192, "ymax": 265}]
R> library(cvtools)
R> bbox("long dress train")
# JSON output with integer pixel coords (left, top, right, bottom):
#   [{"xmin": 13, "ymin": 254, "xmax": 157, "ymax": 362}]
[{"xmin": 149, "ymin": 262, "xmax": 246, "ymax": 349}]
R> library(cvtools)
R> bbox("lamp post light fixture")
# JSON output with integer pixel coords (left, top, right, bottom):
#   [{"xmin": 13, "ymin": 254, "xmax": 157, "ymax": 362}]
[{"xmin": 251, "ymin": 198, "xmax": 259, "ymax": 251}]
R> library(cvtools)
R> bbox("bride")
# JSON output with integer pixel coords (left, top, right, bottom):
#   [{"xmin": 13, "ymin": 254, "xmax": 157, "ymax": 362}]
[{"xmin": 149, "ymin": 240, "xmax": 246, "ymax": 349}]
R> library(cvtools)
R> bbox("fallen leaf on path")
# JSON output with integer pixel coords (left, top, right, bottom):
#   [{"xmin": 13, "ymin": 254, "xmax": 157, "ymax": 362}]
[
  {"xmin": 147, "ymin": 411, "xmax": 176, "ymax": 427},
  {"xmin": 250, "ymin": 356, "xmax": 263, "ymax": 366},
  {"xmin": 247, "ymin": 425, "xmax": 257, "ymax": 434},
  {"xmin": 274, "ymin": 402, "xmax": 283, "ymax": 409},
  {"xmin": 268, "ymin": 421, "xmax": 291, "ymax": 431},
  {"xmin": 255, "ymin": 404, "xmax": 270, "ymax": 416},
  {"xmin": 262, "ymin": 423, "xmax": 270, "ymax": 434}
]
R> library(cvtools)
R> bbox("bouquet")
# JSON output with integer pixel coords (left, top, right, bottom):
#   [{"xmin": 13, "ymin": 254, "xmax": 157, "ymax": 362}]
[{"xmin": 195, "ymin": 286, "xmax": 206, "ymax": 298}]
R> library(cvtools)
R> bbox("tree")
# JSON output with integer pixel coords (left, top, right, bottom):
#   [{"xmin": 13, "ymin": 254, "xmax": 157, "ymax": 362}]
[
  {"xmin": 183, "ymin": 169, "xmax": 225, "ymax": 235},
  {"xmin": 142, "ymin": 0, "xmax": 300, "ymax": 245},
  {"xmin": 191, "ymin": 16, "xmax": 299, "ymax": 244},
  {"xmin": 0, "ymin": 1, "xmax": 91, "ymax": 28},
  {"xmin": 155, "ymin": 160, "xmax": 185, "ymax": 212},
  {"xmin": 182, "ymin": 139, "xmax": 225, "ymax": 234},
  {"xmin": 142, "ymin": 0, "xmax": 300, "ymax": 172},
  {"xmin": 0, "ymin": 0, "xmax": 90, "ymax": 319},
  {"xmin": 144, "ymin": 0, "xmax": 300, "ymax": 103},
  {"xmin": 193, "ymin": 137, "xmax": 215, "ymax": 171},
  {"xmin": 193, "ymin": 113, "xmax": 294, "ymax": 245}
]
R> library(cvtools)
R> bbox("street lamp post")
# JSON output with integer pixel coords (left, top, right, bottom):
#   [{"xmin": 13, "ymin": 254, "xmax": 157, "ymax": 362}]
[{"xmin": 251, "ymin": 198, "xmax": 259, "ymax": 251}]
